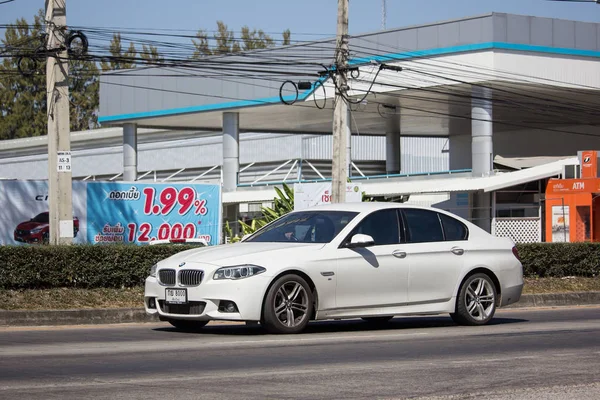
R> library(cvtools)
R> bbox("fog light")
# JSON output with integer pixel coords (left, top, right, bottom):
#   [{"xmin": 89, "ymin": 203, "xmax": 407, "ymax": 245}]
[
  {"xmin": 218, "ymin": 300, "xmax": 239, "ymax": 313},
  {"xmin": 148, "ymin": 297, "xmax": 156, "ymax": 309}
]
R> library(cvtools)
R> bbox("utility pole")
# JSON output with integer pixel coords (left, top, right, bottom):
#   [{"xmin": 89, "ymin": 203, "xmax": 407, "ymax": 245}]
[
  {"xmin": 382, "ymin": 0, "xmax": 387, "ymax": 30},
  {"xmin": 46, "ymin": 0, "xmax": 74, "ymax": 245},
  {"xmin": 331, "ymin": 0, "xmax": 349, "ymax": 203}
]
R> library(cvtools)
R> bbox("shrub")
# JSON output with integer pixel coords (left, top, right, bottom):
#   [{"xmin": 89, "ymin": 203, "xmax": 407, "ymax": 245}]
[
  {"xmin": 0, "ymin": 242, "xmax": 598, "ymax": 290},
  {"xmin": 0, "ymin": 244, "xmax": 197, "ymax": 290},
  {"xmin": 516, "ymin": 243, "xmax": 600, "ymax": 278}
]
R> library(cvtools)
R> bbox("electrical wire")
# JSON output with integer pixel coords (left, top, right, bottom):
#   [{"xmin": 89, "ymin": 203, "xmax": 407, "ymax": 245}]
[{"xmin": 4, "ymin": 17, "xmax": 600, "ymax": 141}]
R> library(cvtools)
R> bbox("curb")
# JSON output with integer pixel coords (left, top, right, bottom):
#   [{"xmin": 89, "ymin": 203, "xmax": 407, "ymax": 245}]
[
  {"xmin": 0, "ymin": 308, "xmax": 158, "ymax": 327},
  {"xmin": 1, "ymin": 292, "xmax": 599, "ymax": 327},
  {"xmin": 505, "ymin": 291, "xmax": 600, "ymax": 309}
]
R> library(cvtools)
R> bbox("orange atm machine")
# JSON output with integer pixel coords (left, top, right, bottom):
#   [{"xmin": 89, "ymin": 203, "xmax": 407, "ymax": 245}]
[{"xmin": 545, "ymin": 150, "xmax": 600, "ymax": 243}]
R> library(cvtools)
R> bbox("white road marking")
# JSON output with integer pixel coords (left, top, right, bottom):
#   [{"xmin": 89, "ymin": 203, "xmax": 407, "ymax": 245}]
[
  {"xmin": 0, "ymin": 352, "xmax": 596, "ymax": 393},
  {"xmin": 0, "ymin": 331, "xmax": 430, "ymax": 357}
]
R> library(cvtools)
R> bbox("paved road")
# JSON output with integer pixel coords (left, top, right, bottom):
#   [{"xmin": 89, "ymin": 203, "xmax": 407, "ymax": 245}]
[{"xmin": 0, "ymin": 306, "xmax": 599, "ymax": 399}]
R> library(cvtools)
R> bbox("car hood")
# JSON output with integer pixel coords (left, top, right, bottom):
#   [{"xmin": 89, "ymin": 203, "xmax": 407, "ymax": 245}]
[
  {"xmin": 16, "ymin": 221, "xmax": 45, "ymax": 231},
  {"xmin": 162, "ymin": 242, "xmax": 325, "ymax": 267}
]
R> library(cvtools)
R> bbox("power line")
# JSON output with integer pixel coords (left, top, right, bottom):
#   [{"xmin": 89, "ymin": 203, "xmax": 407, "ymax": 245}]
[{"xmin": 4, "ymin": 15, "xmax": 600, "ymax": 144}]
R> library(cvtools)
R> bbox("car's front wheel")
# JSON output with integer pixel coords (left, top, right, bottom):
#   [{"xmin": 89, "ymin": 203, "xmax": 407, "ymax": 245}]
[
  {"xmin": 451, "ymin": 273, "xmax": 497, "ymax": 326},
  {"xmin": 168, "ymin": 320, "xmax": 208, "ymax": 331},
  {"xmin": 262, "ymin": 274, "xmax": 313, "ymax": 334}
]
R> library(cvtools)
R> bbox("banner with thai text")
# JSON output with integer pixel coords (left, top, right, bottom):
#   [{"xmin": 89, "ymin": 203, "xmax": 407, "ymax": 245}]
[{"xmin": 86, "ymin": 182, "xmax": 221, "ymax": 246}]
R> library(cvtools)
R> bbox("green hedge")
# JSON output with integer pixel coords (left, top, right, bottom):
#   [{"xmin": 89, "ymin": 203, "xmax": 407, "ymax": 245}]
[
  {"xmin": 0, "ymin": 243, "xmax": 598, "ymax": 290},
  {"xmin": 0, "ymin": 244, "xmax": 197, "ymax": 290},
  {"xmin": 517, "ymin": 243, "xmax": 600, "ymax": 278}
]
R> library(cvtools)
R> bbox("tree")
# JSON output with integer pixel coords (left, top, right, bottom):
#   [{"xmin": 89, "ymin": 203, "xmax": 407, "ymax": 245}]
[
  {"xmin": 215, "ymin": 21, "xmax": 239, "ymax": 55},
  {"xmin": 240, "ymin": 26, "xmax": 274, "ymax": 51},
  {"xmin": 70, "ymin": 52, "xmax": 99, "ymax": 131},
  {"xmin": 192, "ymin": 30, "xmax": 212, "ymax": 58},
  {"xmin": 0, "ymin": 9, "xmax": 100, "ymax": 139},
  {"xmin": 100, "ymin": 33, "xmax": 138, "ymax": 71},
  {"xmin": 283, "ymin": 29, "xmax": 291, "ymax": 46},
  {"xmin": 140, "ymin": 44, "xmax": 163, "ymax": 64},
  {"xmin": 0, "ymin": 13, "xmax": 47, "ymax": 140},
  {"xmin": 191, "ymin": 21, "xmax": 291, "ymax": 58}
]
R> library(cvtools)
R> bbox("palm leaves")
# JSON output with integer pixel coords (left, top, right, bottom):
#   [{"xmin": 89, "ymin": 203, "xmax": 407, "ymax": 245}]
[{"xmin": 239, "ymin": 183, "xmax": 294, "ymax": 235}]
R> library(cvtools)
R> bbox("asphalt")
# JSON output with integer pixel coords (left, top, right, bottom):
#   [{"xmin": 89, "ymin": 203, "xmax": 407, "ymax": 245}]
[
  {"xmin": 1, "ymin": 291, "xmax": 599, "ymax": 327},
  {"xmin": 0, "ymin": 306, "xmax": 599, "ymax": 399}
]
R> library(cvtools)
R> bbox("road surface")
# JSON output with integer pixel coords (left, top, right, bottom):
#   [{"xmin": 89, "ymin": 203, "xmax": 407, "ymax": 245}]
[{"xmin": 0, "ymin": 306, "xmax": 599, "ymax": 399}]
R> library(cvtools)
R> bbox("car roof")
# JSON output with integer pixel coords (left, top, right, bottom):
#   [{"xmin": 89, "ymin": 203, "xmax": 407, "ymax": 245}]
[{"xmin": 296, "ymin": 202, "xmax": 437, "ymax": 213}]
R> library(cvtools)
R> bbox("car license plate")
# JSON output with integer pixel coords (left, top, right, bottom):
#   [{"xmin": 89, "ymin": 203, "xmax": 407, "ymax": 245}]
[{"xmin": 165, "ymin": 288, "xmax": 187, "ymax": 304}]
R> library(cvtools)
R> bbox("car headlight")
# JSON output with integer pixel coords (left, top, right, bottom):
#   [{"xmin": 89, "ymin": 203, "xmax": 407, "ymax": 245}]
[
  {"xmin": 31, "ymin": 227, "xmax": 43, "ymax": 233},
  {"xmin": 149, "ymin": 264, "xmax": 157, "ymax": 277},
  {"xmin": 213, "ymin": 265, "xmax": 266, "ymax": 280}
]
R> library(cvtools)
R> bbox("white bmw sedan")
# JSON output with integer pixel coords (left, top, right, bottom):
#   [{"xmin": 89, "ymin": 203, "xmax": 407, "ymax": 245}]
[{"xmin": 144, "ymin": 203, "xmax": 523, "ymax": 334}]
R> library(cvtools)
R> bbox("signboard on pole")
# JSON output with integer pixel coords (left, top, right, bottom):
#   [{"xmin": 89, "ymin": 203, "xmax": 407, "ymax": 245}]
[
  {"xmin": 86, "ymin": 182, "xmax": 221, "ymax": 246},
  {"xmin": 0, "ymin": 180, "xmax": 87, "ymax": 245},
  {"xmin": 551, "ymin": 205, "xmax": 570, "ymax": 242},
  {"xmin": 57, "ymin": 151, "xmax": 72, "ymax": 172},
  {"xmin": 294, "ymin": 182, "xmax": 362, "ymax": 211},
  {"xmin": 0, "ymin": 180, "xmax": 222, "ymax": 246}
]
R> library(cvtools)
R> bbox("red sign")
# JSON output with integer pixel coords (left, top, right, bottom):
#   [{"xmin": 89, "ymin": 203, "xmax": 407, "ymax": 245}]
[
  {"xmin": 547, "ymin": 178, "xmax": 600, "ymax": 194},
  {"xmin": 581, "ymin": 151, "xmax": 597, "ymax": 179}
]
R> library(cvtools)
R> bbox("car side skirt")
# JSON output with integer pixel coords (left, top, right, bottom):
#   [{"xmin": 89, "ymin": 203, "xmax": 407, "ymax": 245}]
[{"xmin": 315, "ymin": 297, "xmax": 455, "ymax": 320}]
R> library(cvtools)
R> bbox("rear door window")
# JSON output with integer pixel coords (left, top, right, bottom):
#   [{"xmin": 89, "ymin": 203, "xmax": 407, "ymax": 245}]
[
  {"xmin": 439, "ymin": 213, "xmax": 469, "ymax": 241},
  {"xmin": 402, "ymin": 208, "xmax": 444, "ymax": 243}
]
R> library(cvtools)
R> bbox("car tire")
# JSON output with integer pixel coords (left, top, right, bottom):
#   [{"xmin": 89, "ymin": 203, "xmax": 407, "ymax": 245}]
[
  {"xmin": 168, "ymin": 320, "xmax": 208, "ymax": 331},
  {"xmin": 42, "ymin": 232, "xmax": 49, "ymax": 244},
  {"xmin": 450, "ymin": 273, "xmax": 497, "ymax": 326},
  {"xmin": 262, "ymin": 274, "xmax": 313, "ymax": 334},
  {"xmin": 361, "ymin": 316, "xmax": 393, "ymax": 324}
]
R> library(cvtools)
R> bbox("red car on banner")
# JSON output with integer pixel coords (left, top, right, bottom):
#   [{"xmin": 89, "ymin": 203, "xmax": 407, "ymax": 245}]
[{"xmin": 14, "ymin": 212, "xmax": 79, "ymax": 244}]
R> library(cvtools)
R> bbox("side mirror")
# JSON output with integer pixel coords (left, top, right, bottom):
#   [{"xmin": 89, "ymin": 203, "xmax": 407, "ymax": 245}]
[{"xmin": 348, "ymin": 234, "xmax": 375, "ymax": 248}]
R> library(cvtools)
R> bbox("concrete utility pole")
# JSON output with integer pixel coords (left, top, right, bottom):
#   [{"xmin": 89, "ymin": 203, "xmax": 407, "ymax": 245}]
[
  {"xmin": 46, "ymin": 0, "xmax": 74, "ymax": 245},
  {"xmin": 382, "ymin": 0, "xmax": 387, "ymax": 30},
  {"xmin": 331, "ymin": 0, "xmax": 349, "ymax": 203}
]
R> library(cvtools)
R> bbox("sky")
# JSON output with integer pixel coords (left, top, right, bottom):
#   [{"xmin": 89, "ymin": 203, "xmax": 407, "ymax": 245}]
[{"xmin": 1, "ymin": 0, "xmax": 600, "ymax": 41}]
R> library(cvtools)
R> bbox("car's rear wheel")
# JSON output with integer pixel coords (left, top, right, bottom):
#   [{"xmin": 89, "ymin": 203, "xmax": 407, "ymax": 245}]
[
  {"xmin": 262, "ymin": 274, "xmax": 313, "ymax": 334},
  {"xmin": 361, "ymin": 316, "xmax": 393, "ymax": 324},
  {"xmin": 168, "ymin": 320, "xmax": 208, "ymax": 331},
  {"xmin": 451, "ymin": 273, "xmax": 497, "ymax": 326}
]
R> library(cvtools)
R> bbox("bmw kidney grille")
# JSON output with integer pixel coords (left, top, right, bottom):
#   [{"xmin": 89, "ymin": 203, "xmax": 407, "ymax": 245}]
[
  {"xmin": 158, "ymin": 269, "xmax": 203, "ymax": 286},
  {"xmin": 158, "ymin": 269, "xmax": 176, "ymax": 285},
  {"xmin": 179, "ymin": 270, "xmax": 204, "ymax": 286}
]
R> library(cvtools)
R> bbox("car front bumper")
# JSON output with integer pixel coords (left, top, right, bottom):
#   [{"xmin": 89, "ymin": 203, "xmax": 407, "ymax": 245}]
[
  {"xmin": 14, "ymin": 232, "xmax": 43, "ymax": 243},
  {"xmin": 144, "ymin": 273, "xmax": 272, "ymax": 322}
]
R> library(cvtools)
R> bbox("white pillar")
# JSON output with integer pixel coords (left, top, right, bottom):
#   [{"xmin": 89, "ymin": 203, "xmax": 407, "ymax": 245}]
[
  {"xmin": 347, "ymin": 108, "xmax": 352, "ymax": 177},
  {"xmin": 222, "ymin": 112, "xmax": 239, "ymax": 192},
  {"xmin": 471, "ymin": 86, "xmax": 493, "ymax": 232},
  {"xmin": 385, "ymin": 111, "xmax": 401, "ymax": 174},
  {"xmin": 471, "ymin": 86, "xmax": 493, "ymax": 177},
  {"xmin": 123, "ymin": 123, "xmax": 137, "ymax": 182}
]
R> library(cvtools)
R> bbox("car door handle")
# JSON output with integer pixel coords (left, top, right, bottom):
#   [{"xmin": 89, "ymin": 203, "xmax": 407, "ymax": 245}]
[
  {"xmin": 451, "ymin": 247, "xmax": 464, "ymax": 256},
  {"xmin": 392, "ymin": 250, "xmax": 407, "ymax": 259}
]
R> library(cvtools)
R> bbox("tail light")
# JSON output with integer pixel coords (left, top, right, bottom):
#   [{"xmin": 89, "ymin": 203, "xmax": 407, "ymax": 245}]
[{"xmin": 512, "ymin": 246, "xmax": 521, "ymax": 261}]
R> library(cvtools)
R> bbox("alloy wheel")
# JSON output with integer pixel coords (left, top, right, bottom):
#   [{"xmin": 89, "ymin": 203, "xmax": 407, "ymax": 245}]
[
  {"xmin": 465, "ymin": 277, "xmax": 495, "ymax": 321},
  {"xmin": 273, "ymin": 281, "xmax": 309, "ymax": 328}
]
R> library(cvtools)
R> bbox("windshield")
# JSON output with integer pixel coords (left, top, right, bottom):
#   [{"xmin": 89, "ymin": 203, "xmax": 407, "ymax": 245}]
[
  {"xmin": 32, "ymin": 213, "xmax": 49, "ymax": 223},
  {"xmin": 246, "ymin": 211, "xmax": 358, "ymax": 244}
]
